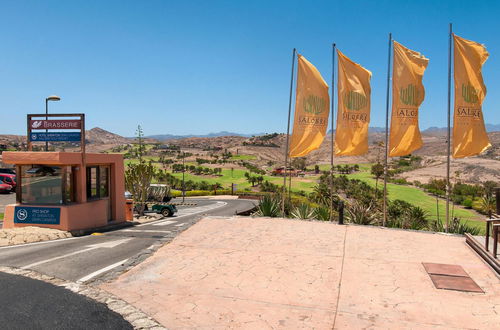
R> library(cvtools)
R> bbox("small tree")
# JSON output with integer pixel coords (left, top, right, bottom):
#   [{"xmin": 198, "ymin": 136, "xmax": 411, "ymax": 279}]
[
  {"xmin": 371, "ymin": 163, "xmax": 385, "ymax": 192},
  {"xmin": 125, "ymin": 162, "xmax": 157, "ymax": 216}
]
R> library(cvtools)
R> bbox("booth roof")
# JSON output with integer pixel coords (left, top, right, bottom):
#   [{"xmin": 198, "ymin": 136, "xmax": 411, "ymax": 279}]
[{"xmin": 2, "ymin": 152, "xmax": 123, "ymax": 165}]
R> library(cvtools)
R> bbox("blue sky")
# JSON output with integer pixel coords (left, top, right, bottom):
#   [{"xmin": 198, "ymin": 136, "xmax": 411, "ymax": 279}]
[{"xmin": 1, "ymin": 0, "xmax": 498, "ymax": 136}]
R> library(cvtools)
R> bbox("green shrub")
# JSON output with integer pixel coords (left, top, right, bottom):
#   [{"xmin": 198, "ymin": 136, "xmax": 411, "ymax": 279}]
[
  {"xmin": 462, "ymin": 198, "xmax": 473, "ymax": 208},
  {"xmin": 386, "ymin": 199, "xmax": 428, "ymax": 230}
]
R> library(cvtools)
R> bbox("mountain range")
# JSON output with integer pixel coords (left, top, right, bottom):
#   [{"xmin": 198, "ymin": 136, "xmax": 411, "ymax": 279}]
[{"xmin": 145, "ymin": 124, "xmax": 500, "ymax": 140}]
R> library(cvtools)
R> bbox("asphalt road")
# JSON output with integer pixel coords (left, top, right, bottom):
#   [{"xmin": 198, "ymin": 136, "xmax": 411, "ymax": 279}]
[
  {"xmin": 0, "ymin": 198, "xmax": 257, "ymax": 283},
  {"xmin": 0, "ymin": 272, "xmax": 132, "ymax": 330}
]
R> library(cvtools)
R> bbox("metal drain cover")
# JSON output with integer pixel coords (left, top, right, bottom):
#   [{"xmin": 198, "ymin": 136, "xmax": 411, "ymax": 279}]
[{"xmin": 422, "ymin": 262, "xmax": 484, "ymax": 293}]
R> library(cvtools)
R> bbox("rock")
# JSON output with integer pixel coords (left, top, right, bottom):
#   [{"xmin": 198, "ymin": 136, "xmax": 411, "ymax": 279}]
[
  {"xmin": 10, "ymin": 235, "xmax": 25, "ymax": 245},
  {"xmin": 0, "ymin": 227, "xmax": 72, "ymax": 246},
  {"xmin": 25, "ymin": 234, "xmax": 40, "ymax": 243}
]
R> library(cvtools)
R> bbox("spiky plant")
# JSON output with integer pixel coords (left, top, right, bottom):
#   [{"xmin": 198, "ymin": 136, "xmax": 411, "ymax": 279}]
[
  {"xmin": 345, "ymin": 201, "xmax": 378, "ymax": 225},
  {"xmin": 429, "ymin": 218, "xmax": 480, "ymax": 235},
  {"xmin": 291, "ymin": 203, "xmax": 314, "ymax": 220},
  {"xmin": 254, "ymin": 194, "xmax": 281, "ymax": 217},
  {"xmin": 313, "ymin": 206, "xmax": 332, "ymax": 221}
]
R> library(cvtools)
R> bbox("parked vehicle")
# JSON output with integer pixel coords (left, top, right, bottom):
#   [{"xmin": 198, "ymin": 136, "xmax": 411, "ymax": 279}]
[
  {"xmin": 0, "ymin": 168, "xmax": 15, "ymax": 175},
  {"xmin": 133, "ymin": 184, "xmax": 177, "ymax": 217},
  {"xmin": 0, "ymin": 174, "xmax": 16, "ymax": 190},
  {"xmin": 0, "ymin": 180, "xmax": 12, "ymax": 194}
]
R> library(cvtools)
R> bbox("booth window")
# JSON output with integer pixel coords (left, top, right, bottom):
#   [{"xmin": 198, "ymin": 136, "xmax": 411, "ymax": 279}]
[
  {"xmin": 20, "ymin": 165, "xmax": 74, "ymax": 205},
  {"xmin": 86, "ymin": 166, "xmax": 109, "ymax": 200}
]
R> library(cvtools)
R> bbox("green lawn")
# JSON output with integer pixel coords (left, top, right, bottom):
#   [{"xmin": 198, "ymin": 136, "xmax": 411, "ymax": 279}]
[
  {"xmin": 168, "ymin": 167, "xmax": 319, "ymax": 192},
  {"xmin": 230, "ymin": 154, "xmax": 257, "ymax": 160}
]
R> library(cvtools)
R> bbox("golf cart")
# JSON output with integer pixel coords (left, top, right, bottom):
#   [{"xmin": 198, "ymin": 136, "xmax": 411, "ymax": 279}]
[{"xmin": 135, "ymin": 184, "xmax": 177, "ymax": 217}]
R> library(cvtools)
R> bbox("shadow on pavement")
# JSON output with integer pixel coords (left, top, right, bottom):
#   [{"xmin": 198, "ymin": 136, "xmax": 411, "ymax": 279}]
[{"xmin": 0, "ymin": 272, "xmax": 132, "ymax": 330}]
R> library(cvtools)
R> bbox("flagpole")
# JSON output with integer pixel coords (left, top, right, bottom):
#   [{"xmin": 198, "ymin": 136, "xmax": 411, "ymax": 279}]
[
  {"xmin": 446, "ymin": 23, "xmax": 453, "ymax": 233},
  {"xmin": 330, "ymin": 43, "xmax": 336, "ymax": 221},
  {"xmin": 282, "ymin": 48, "xmax": 296, "ymax": 215},
  {"xmin": 383, "ymin": 33, "xmax": 392, "ymax": 227}
]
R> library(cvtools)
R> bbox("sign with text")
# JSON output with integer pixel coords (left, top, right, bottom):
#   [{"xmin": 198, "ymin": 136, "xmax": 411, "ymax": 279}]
[
  {"xmin": 30, "ymin": 120, "xmax": 82, "ymax": 130},
  {"xmin": 14, "ymin": 206, "xmax": 61, "ymax": 225},
  {"xmin": 30, "ymin": 132, "xmax": 82, "ymax": 142}
]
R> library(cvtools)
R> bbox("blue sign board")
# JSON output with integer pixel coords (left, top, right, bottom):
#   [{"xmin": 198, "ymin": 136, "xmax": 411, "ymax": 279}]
[
  {"xmin": 30, "ymin": 132, "xmax": 81, "ymax": 142},
  {"xmin": 14, "ymin": 206, "xmax": 61, "ymax": 225}
]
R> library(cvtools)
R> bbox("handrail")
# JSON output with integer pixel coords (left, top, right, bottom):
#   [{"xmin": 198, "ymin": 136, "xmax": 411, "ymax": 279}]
[
  {"xmin": 493, "ymin": 224, "xmax": 500, "ymax": 258},
  {"xmin": 485, "ymin": 218, "xmax": 500, "ymax": 252}
]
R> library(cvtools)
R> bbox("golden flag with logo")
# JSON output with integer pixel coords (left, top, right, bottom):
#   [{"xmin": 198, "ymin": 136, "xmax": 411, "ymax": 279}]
[
  {"xmin": 453, "ymin": 34, "xmax": 490, "ymax": 158},
  {"xmin": 289, "ymin": 54, "xmax": 330, "ymax": 157},
  {"xmin": 389, "ymin": 41, "xmax": 429, "ymax": 157},
  {"xmin": 335, "ymin": 50, "xmax": 371, "ymax": 156}
]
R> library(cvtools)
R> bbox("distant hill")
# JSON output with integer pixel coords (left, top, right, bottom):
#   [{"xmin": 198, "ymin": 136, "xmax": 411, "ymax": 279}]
[
  {"xmin": 423, "ymin": 123, "xmax": 500, "ymax": 135},
  {"xmin": 145, "ymin": 131, "xmax": 266, "ymax": 141},
  {"xmin": 85, "ymin": 127, "xmax": 131, "ymax": 145}
]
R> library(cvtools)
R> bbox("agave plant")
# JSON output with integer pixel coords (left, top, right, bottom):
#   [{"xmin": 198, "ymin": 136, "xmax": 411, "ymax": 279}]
[
  {"xmin": 313, "ymin": 206, "xmax": 332, "ymax": 221},
  {"xmin": 290, "ymin": 203, "xmax": 314, "ymax": 220},
  {"xmin": 345, "ymin": 201, "xmax": 378, "ymax": 225},
  {"xmin": 254, "ymin": 194, "xmax": 281, "ymax": 217},
  {"xmin": 429, "ymin": 218, "xmax": 480, "ymax": 235}
]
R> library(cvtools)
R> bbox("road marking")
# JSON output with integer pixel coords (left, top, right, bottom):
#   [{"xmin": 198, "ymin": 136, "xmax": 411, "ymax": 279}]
[
  {"xmin": 151, "ymin": 202, "xmax": 228, "ymax": 226},
  {"xmin": 150, "ymin": 220, "xmax": 177, "ymax": 227},
  {"xmin": 21, "ymin": 238, "xmax": 132, "ymax": 269},
  {"xmin": 174, "ymin": 223, "xmax": 185, "ymax": 227},
  {"xmin": 0, "ymin": 236, "xmax": 81, "ymax": 250},
  {"xmin": 136, "ymin": 201, "xmax": 228, "ymax": 227},
  {"xmin": 76, "ymin": 258, "xmax": 129, "ymax": 283},
  {"xmin": 22, "ymin": 247, "xmax": 98, "ymax": 269},
  {"xmin": 122, "ymin": 229, "xmax": 172, "ymax": 233}
]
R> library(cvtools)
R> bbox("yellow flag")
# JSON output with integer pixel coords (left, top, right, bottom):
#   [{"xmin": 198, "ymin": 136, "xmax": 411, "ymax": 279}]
[
  {"xmin": 453, "ymin": 34, "xmax": 491, "ymax": 158},
  {"xmin": 335, "ymin": 50, "xmax": 371, "ymax": 156},
  {"xmin": 289, "ymin": 54, "xmax": 330, "ymax": 157},
  {"xmin": 389, "ymin": 41, "xmax": 429, "ymax": 157}
]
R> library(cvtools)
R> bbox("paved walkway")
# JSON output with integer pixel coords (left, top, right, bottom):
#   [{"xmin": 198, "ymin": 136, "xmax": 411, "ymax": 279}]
[{"xmin": 103, "ymin": 217, "xmax": 499, "ymax": 329}]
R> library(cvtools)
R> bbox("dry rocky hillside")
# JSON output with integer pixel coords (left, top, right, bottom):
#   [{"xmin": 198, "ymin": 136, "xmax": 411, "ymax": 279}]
[
  {"xmin": 165, "ymin": 130, "xmax": 500, "ymax": 184},
  {"xmin": 1, "ymin": 127, "xmax": 498, "ymax": 184}
]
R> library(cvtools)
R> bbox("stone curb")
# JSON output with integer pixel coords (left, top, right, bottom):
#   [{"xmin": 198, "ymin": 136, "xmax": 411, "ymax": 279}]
[{"xmin": 0, "ymin": 266, "xmax": 166, "ymax": 330}]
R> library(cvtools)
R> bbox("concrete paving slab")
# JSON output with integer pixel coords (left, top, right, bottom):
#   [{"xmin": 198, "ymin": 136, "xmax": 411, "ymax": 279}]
[{"xmin": 103, "ymin": 217, "xmax": 500, "ymax": 329}]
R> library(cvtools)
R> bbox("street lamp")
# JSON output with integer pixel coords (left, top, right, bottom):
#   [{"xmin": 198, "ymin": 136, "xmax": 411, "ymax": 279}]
[{"xmin": 45, "ymin": 95, "xmax": 61, "ymax": 151}]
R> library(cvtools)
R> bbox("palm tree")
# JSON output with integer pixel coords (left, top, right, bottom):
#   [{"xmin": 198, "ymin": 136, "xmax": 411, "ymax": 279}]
[{"xmin": 480, "ymin": 196, "xmax": 496, "ymax": 218}]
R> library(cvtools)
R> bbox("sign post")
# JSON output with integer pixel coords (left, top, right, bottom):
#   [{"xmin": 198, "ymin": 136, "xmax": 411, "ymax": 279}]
[{"xmin": 27, "ymin": 113, "xmax": 85, "ymax": 153}]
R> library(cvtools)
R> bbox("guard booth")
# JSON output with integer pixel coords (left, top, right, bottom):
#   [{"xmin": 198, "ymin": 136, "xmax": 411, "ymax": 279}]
[{"xmin": 1, "ymin": 114, "xmax": 126, "ymax": 231}]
